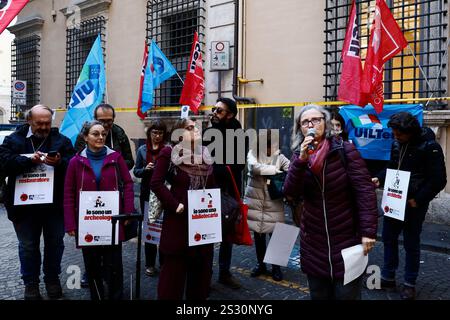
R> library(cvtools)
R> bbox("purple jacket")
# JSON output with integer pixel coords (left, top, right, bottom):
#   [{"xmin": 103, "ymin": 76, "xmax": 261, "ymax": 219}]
[
  {"xmin": 64, "ymin": 147, "xmax": 135, "ymax": 243},
  {"xmin": 150, "ymin": 146, "xmax": 216, "ymax": 255},
  {"xmin": 283, "ymin": 137, "xmax": 377, "ymax": 279}
]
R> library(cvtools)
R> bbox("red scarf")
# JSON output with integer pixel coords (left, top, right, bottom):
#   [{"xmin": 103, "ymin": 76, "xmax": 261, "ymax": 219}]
[
  {"xmin": 146, "ymin": 141, "xmax": 163, "ymax": 165},
  {"xmin": 308, "ymin": 138, "xmax": 330, "ymax": 178}
]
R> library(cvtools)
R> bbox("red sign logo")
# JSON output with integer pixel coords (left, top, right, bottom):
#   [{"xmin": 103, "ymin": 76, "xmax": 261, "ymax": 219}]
[
  {"xmin": 194, "ymin": 233, "xmax": 202, "ymax": 242},
  {"xmin": 85, "ymin": 233, "xmax": 93, "ymax": 243},
  {"xmin": 20, "ymin": 193, "xmax": 28, "ymax": 201}
]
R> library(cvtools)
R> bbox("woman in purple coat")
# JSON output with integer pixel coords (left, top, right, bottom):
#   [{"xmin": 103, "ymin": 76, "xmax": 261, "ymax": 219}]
[
  {"xmin": 64, "ymin": 121, "xmax": 135, "ymax": 300},
  {"xmin": 283, "ymin": 105, "xmax": 378, "ymax": 300},
  {"xmin": 150, "ymin": 117, "xmax": 216, "ymax": 300}
]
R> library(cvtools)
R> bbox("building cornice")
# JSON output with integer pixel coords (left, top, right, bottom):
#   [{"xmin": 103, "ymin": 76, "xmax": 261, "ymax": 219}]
[
  {"xmin": 60, "ymin": 0, "xmax": 112, "ymax": 18},
  {"xmin": 423, "ymin": 110, "xmax": 450, "ymax": 139},
  {"xmin": 423, "ymin": 110, "xmax": 450, "ymax": 126},
  {"xmin": 7, "ymin": 16, "xmax": 44, "ymax": 35}
]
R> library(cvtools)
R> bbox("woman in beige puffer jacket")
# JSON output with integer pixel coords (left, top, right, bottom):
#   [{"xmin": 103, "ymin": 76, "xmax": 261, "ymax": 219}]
[{"xmin": 243, "ymin": 136, "xmax": 290, "ymax": 281}]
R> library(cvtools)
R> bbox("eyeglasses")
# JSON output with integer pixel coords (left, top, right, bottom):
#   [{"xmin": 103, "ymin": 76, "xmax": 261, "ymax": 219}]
[
  {"xmin": 151, "ymin": 130, "xmax": 164, "ymax": 136},
  {"xmin": 89, "ymin": 132, "xmax": 107, "ymax": 138},
  {"xmin": 211, "ymin": 107, "xmax": 228, "ymax": 115},
  {"xmin": 97, "ymin": 119, "xmax": 114, "ymax": 125},
  {"xmin": 300, "ymin": 117, "xmax": 324, "ymax": 127}
]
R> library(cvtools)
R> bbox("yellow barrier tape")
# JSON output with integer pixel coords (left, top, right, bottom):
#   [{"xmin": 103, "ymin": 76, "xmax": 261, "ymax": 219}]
[{"xmin": 54, "ymin": 96, "xmax": 450, "ymax": 113}]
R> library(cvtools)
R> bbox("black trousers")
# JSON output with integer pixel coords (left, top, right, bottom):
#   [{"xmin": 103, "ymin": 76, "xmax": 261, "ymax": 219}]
[{"xmin": 82, "ymin": 244, "xmax": 123, "ymax": 300}]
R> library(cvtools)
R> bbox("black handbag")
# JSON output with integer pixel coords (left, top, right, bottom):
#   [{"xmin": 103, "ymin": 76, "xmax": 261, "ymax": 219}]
[
  {"xmin": 221, "ymin": 192, "xmax": 240, "ymax": 236},
  {"xmin": 267, "ymin": 172, "xmax": 286, "ymax": 200}
]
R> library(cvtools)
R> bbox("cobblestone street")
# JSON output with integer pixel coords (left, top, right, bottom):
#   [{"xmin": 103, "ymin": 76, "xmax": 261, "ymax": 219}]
[{"xmin": 1, "ymin": 204, "xmax": 450, "ymax": 301}]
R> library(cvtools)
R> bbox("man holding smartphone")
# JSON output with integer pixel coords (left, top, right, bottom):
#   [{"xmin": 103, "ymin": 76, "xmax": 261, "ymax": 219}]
[{"xmin": 0, "ymin": 105, "xmax": 75, "ymax": 300}]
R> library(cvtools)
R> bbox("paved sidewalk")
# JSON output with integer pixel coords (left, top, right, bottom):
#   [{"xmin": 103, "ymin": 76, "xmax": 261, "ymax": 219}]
[{"xmin": 1, "ymin": 203, "xmax": 450, "ymax": 300}]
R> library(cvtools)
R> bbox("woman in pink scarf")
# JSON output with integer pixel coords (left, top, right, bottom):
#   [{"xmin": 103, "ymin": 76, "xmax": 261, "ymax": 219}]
[{"xmin": 284, "ymin": 105, "xmax": 378, "ymax": 300}]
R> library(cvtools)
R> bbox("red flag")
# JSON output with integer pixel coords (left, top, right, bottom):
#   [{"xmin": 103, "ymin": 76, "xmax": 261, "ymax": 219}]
[
  {"xmin": 179, "ymin": 32, "xmax": 205, "ymax": 114},
  {"xmin": 338, "ymin": 0, "xmax": 368, "ymax": 107},
  {"xmin": 362, "ymin": 0, "xmax": 408, "ymax": 113},
  {"xmin": 137, "ymin": 42, "xmax": 149, "ymax": 119},
  {"xmin": 0, "ymin": 0, "xmax": 29, "ymax": 35}
]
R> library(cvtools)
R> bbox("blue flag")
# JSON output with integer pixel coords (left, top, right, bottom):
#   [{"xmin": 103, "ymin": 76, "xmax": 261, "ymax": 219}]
[
  {"xmin": 141, "ymin": 40, "xmax": 177, "ymax": 112},
  {"xmin": 60, "ymin": 35, "xmax": 106, "ymax": 145},
  {"xmin": 339, "ymin": 104, "xmax": 423, "ymax": 160}
]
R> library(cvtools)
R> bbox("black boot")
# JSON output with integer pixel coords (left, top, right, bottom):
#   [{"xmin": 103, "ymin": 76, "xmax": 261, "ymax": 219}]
[
  {"xmin": 251, "ymin": 263, "xmax": 267, "ymax": 277},
  {"xmin": 271, "ymin": 265, "xmax": 283, "ymax": 281}
]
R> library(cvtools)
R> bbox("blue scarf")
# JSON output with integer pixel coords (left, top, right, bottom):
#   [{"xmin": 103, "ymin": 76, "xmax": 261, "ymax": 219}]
[{"xmin": 86, "ymin": 147, "xmax": 107, "ymax": 188}]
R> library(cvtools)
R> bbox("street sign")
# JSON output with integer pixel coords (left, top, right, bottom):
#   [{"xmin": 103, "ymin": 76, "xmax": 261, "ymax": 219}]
[
  {"xmin": 211, "ymin": 41, "xmax": 230, "ymax": 71},
  {"xmin": 12, "ymin": 80, "xmax": 26, "ymax": 105}
]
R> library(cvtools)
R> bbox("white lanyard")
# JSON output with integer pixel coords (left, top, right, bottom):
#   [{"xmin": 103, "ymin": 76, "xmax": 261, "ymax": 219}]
[{"xmin": 30, "ymin": 136, "xmax": 47, "ymax": 153}]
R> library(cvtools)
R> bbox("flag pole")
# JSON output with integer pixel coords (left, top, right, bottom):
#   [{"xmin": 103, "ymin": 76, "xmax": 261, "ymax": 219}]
[
  {"xmin": 176, "ymin": 72, "xmax": 184, "ymax": 85},
  {"xmin": 407, "ymin": 45, "xmax": 434, "ymax": 95},
  {"xmin": 425, "ymin": 38, "xmax": 450, "ymax": 107}
]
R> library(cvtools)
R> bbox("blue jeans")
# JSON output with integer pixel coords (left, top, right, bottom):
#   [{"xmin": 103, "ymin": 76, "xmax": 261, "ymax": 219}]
[
  {"xmin": 307, "ymin": 274, "xmax": 362, "ymax": 300},
  {"xmin": 13, "ymin": 210, "xmax": 65, "ymax": 285},
  {"xmin": 381, "ymin": 205, "xmax": 427, "ymax": 287}
]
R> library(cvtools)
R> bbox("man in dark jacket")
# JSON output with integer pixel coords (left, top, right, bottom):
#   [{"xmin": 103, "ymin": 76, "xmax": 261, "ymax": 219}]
[
  {"xmin": 0, "ymin": 105, "xmax": 75, "ymax": 300},
  {"xmin": 203, "ymin": 97, "xmax": 245, "ymax": 289},
  {"xmin": 74, "ymin": 103, "xmax": 134, "ymax": 170},
  {"xmin": 373, "ymin": 111, "xmax": 447, "ymax": 300}
]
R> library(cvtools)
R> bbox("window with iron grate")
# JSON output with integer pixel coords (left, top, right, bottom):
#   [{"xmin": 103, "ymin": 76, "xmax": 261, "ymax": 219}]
[
  {"xmin": 146, "ymin": 0, "xmax": 206, "ymax": 113},
  {"xmin": 66, "ymin": 17, "xmax": 105, "ymax": 107},
  {"xmin": 324, "ymin": 0, "xmax": 448, "ymax": 109},
  {"xmin": 11, "ymin": 35, "xmax": 40, "ymax": 121}
]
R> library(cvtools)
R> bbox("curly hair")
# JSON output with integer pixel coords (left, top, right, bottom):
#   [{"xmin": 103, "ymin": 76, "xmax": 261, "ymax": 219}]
[{"xmin": 387, "ymin": 112, "xmax": 422, "ymax": 138}]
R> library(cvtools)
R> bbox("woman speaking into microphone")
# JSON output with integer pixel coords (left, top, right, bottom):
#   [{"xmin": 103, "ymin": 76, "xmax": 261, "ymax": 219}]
[{"xmin": 283, "ymin": 104, "xmax": 378, "ymax": 300}]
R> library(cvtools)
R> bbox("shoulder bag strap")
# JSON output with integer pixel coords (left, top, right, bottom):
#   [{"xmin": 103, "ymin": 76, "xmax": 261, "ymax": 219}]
[{"xmin": 226, "ymin": 165, "xmax": 242, "ymax": 203}]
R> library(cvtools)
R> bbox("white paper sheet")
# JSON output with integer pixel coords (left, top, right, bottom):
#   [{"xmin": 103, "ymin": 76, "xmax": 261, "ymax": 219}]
[
  {"xmin": 341, "ymin": 244, "xmax": 369, "ymax": 285},
  {"xmin": 263, "ymin": 222, "xmax": 300, "ymax": 267}
]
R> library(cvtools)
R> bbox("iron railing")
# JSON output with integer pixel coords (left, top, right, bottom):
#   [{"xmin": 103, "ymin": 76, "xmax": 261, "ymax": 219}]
[
  {"xmin": 66, "ymin": 16, "xmax": 105, "ymax": 107},
  {"xmin": 146, "ymin": 0, "xmax": 206, "ymax": 112},
  {"xmin": 324, "ymin": 0, "xmax": 448, "ymax": 109},
  {"xmin": 11, "ymin": 35, "xmax": 41, "ymax": 121}
]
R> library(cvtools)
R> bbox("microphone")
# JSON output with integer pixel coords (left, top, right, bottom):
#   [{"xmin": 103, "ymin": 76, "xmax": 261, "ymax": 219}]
[{"xmin": 306, "ymin": 128, "xmax": 316, "ymax": 154}]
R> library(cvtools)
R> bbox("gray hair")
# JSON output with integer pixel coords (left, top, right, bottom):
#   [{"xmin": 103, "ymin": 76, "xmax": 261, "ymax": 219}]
[
  {"xmin": 79, "ymin": 120, "xmax": 104, "ymax": 137},
  {"xmin": 291, "ymin": 104, "xmax": 332, "ymax": 152}
]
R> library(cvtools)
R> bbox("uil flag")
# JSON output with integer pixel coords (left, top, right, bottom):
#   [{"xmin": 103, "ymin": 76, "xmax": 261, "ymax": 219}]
[
  {"xmin": 179, "ymin": 32, "xmax": 205, "ymax": 114},
  {"xmin": 0, "ymin": 0, "xmax": 29, "ymax": 35},
  {"xmin": 60, "ymin": 35, "xmax": 106, "ymax": 145},
  {"xmin": 362, "ymin": 0, "xmax": 408, "ymax": 113},
  {"xmin": 351, "ymin": 113, "xmax": 381, "ymax": 127},
  {"xmin": 139, "ymin": 40, "xmax": 177, "ymax": 114},
  {"xmin": 337, "ymin": 0, "xmax": 368, "ymax": 107}
]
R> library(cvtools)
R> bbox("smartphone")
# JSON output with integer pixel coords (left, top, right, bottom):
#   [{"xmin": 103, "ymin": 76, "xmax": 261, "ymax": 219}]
[{"xmin": 47, "ymin": 151, "xmax": 58, "ymax": 157}]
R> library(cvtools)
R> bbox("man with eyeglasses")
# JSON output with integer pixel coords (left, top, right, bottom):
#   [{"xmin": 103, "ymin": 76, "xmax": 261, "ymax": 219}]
[
  {"xmin": 204, "ymin": 97, "xmax": 245, "ymax": 290},
  {"xmin": 75, "ymin": 104, "xmax": 134, "ymax": 170},
  {"xmin": 74, "ymin": 103, "xmax": 135, "ymax": 288}
]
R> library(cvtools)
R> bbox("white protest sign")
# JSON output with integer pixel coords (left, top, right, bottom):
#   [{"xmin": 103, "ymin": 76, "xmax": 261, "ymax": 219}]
[
  {"xmin": 381, "ymin": 169, "xmax": 411, "ymax": 221},
  {"xmin": 341, "ymin": 244, "xmax": 369, "ymax": 285},
  {"xmin": 78, "ymin": 191, "xmax": 119, "ymax": 246},
  {"xmin": 188, "ymin": 188, "xmax": 222, "ymax": 247},
  {"xmin": 264, "ymin": 222, "xmax": 300, "ymax": 267},
  {"xmin": 143, "ymin": 201, "xmax": 163, "ymax": 245},
  {"xmin": 14, "ymin": 154, "xmax": 54, "ymax": 205}
]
